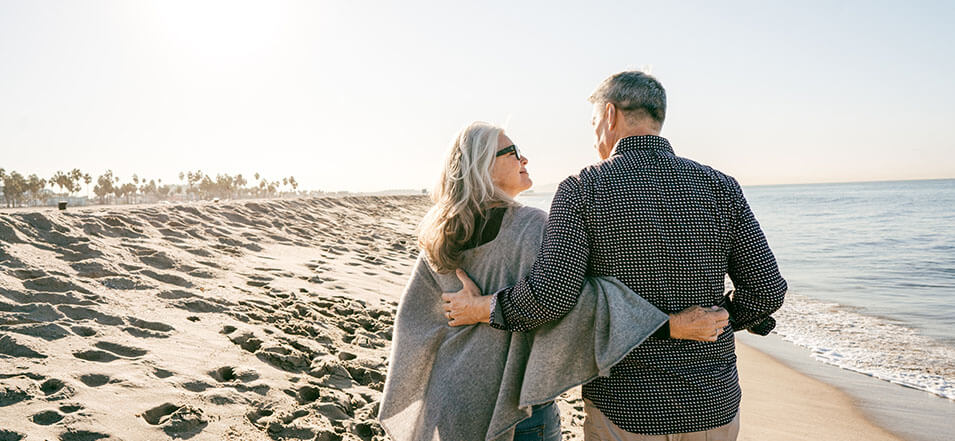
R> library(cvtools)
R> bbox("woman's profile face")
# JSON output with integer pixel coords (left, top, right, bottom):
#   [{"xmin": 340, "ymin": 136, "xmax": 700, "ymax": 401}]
[{"xmin": 491, "ymin": 132, "xmax": 532, "ymax": 197}]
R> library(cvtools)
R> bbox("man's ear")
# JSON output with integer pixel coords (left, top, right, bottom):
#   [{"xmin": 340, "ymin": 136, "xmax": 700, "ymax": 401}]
[{"xmin": 605, "ymin": 102, "xmax": 617, "ymax": 131}]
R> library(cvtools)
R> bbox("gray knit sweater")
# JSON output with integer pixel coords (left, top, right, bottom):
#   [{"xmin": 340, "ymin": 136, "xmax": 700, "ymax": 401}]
[{"xmin": 379, "ymin": 205, "xmax": 668, "ymax": 441}]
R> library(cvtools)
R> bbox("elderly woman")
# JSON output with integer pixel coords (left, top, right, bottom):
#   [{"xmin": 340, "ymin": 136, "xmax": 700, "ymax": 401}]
[{"xmin": 378, "ymin": 122, "xmax": 708, "ymax": 441}]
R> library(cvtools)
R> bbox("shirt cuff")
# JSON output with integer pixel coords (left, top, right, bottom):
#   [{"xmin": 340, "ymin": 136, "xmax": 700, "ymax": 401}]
[
  {"xmin": 745, "ymin": 317, "xmax": 776, "ymax": 335},
  {"xmin": 651, "ymin": 320, "xmax": 670, "ymax": 339},
  {"xmin": 488, "ymin": 289, "xmax": 508, "ymax": 330}
]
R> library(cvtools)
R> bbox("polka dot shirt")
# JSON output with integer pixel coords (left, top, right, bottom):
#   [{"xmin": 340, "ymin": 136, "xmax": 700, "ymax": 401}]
[{"xmin": 490, "ymin": 135, "xmax": 787, "ymax": 435}]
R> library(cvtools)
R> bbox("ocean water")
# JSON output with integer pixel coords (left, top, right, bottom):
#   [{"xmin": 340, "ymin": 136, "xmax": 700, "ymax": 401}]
[{"xmin": 518, "ymin": 179, "xmax": 955, "ymax": 400}]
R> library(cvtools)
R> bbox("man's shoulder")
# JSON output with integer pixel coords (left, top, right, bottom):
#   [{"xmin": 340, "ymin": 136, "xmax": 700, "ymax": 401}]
[
  {"xmin": 567, "ymin": 152, "xmax": 742, "ymax": 192},
  {"xmin": 673, "ymin": 155, "xmax": 742, "ymax": 190}
]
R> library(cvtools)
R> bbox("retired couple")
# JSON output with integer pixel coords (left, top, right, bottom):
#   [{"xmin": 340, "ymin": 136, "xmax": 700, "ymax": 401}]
[{"xmin": 379, "ymin": 71, "xmax": 787, "ymax": 441}]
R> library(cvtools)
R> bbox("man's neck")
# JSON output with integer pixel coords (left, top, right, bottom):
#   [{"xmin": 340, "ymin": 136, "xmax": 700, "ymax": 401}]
[
  {"xmin": 617, "ymin": 128, "xmax": 660, "ymax": 140},
  {"xmin": 610, "ymin": 130, "xmax": 661, "ymax": 156}
]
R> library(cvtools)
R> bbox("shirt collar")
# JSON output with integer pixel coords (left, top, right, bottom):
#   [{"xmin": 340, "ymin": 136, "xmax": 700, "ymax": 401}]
[{"xmin": 612, "ymin": 135, "xmax": 674, "ymax": 156}]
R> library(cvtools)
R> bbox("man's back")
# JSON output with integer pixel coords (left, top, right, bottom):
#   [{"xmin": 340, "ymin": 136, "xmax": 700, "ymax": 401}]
[{"xmin": 492, "ymin": 135, "xmax": 787, "ymax": 434}]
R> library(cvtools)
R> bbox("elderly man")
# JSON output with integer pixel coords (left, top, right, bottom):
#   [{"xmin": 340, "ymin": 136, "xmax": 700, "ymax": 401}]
[{"xmin": 444, "ymin": 71, "xmax": 787, "ymax": 440}]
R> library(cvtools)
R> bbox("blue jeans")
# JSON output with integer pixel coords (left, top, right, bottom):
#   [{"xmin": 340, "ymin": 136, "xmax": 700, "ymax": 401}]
[{"xmin": 514, "ymin": 401, "xmax": 561, "ymax": 441}]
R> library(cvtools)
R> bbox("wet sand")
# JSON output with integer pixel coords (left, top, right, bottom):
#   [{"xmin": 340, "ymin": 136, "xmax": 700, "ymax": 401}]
[
  {"xmin": 737, "ymin": 341, "xmax": 904, "ymax": 441},
  {"xmin": 0, "ymin": 196, "xmax": 919, "ymax": 440}
]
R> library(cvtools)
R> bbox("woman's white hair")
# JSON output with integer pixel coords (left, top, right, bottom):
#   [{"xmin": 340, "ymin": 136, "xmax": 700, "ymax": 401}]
[{"xmin": 418, "ymin": 121, "xmax": 515, "ymax": 273}]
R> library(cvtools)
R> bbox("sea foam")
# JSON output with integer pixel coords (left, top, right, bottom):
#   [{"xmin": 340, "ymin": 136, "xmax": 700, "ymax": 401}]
[{"xmin": 771, "ymin": 293, "xmax": 955, "ymax": 400}]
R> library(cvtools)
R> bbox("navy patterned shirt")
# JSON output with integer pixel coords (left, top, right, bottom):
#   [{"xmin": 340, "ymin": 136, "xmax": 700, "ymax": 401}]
[{"xmin": 490, "ymin": 135, "xmax": 787, "ymax": 435}]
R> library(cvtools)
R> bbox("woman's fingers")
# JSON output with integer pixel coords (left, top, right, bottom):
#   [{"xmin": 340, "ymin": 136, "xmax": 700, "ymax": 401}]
[{"xmin": 455, "ymin": 269, "xmax": 479, "ymax": 293}]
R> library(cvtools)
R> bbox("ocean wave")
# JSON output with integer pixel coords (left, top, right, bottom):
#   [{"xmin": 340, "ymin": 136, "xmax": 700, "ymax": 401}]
[{"xmin": 771, "ymin": 293, "xmax": 955, "ymax": 400}]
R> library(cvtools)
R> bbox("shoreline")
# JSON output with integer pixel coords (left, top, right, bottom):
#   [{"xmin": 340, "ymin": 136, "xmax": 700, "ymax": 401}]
[
  {"xmin": 736, "ymin": 340, "xmax": 903, "ymax": 441},
  {"xmin": 737, "ymin": 333, "xmax": 955, "ymax": 441}
]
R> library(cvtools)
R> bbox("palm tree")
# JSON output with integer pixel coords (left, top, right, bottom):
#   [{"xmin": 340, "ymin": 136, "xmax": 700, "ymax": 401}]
[
  {"xmin": 0, "ymin": 168, "xmax": 7, "ymax": 207},
  {"xmin": 50, "ymin": 171, "xmax": 69, "ymax": 195},
  {"xmin": 235, "ymin": 174, "xmax": 246, "ymax": 199},
  {"xmin": 3, "ymin": 171, "xmax": 27, "ymax": 207},
  {"xmin": 94, "ymin": 170, "xmax": 115, "ymax": 204},
  {"xmin": 131, "ymin": 174, "xmax": 140, "ymax": 203},
  {"xmin": 25, "ymin": 174, "xmax": 47, "ymax": 207},
  {"xmin": 83, "ymin": 173, "xmax": 92, "ymax": 201}
]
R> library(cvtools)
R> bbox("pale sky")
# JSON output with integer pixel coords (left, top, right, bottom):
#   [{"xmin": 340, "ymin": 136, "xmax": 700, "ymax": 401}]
[{"xmin": 1, "ymin": 0, "xmax": 953, "ymax": 192}]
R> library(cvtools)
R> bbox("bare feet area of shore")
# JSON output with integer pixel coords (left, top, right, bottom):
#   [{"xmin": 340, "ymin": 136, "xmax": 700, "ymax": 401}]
[{"xmin": 0, "ymin": 196, "xmax": 907, "ymax": 440}]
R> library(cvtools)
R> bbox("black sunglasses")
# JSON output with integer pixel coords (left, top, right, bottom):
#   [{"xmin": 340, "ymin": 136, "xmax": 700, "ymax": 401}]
[{"xmin": 495, "ymin": 144, "xmax": 522, "ymax": 161}]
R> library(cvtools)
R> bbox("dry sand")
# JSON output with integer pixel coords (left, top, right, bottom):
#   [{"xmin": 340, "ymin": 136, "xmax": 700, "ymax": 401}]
[{"xmin": 0, "ymin": 197, "xmax": 906, "ymax": 440}]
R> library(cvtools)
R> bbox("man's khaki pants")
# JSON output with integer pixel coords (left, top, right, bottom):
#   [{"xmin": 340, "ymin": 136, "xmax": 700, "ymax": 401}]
[{"xmin": 583, "ymin": 399, "xmax": 740, "ymax": 441}]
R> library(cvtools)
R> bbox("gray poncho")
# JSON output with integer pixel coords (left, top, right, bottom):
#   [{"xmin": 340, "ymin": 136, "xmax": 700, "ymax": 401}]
[{"xmin": 379, "ymin": 206, "xmax": 668, "ymax": 441}]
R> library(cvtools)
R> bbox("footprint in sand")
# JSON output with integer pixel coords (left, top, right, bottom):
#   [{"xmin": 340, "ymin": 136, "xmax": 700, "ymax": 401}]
[
  {"xmin": 156, "ymin": 289, "xmax": 195, "ymax": 300},
  {"xmin": 70, "ymin": 261, "xmax": 119, "ymax": 279},
  {"xmin": 93, "ymin": 341, "xmax": 148, "ymax": 358},
  {"xmin": 137, "ymin": 269, "xmax": 193, "ymax": 288},
  {"xmin": 183, "ymin": 248, "xmax": 214, "ymax": 258},
  {"xmin": 0, "ymin": 335, "xmax": 47, "ymax": 359},
  {"xmin": 208, "ymin": 366, "xmax": 238, "ymax": 383},
  {"xmin": 99, "ymin": 276, "xmax": 152, "ymax": 290},
  {"xmin": 40, "ymin": 378, "xmax": 71, "ymax": 397},
  {"xmin": 186, "ymin": 268, "xmax": 215, "ymax": 279},
  {"xmin": 152, "ymin": 368, "xmax": 175, "ymax": 379},
  {"xmin": 31, "ymin": 409, "xmax": 65, "ymax": 425},
  {"xmin": 132, "ymin": 248, "xmax": 177, "ymax": 270},
  {"xmin": 208, "ymin": 366, "xmax": 259, "ymax": 383},
  {"xmin": 181, "ymin": 380, "xmax": 213, "ymax": 392},
  {"xmin": 78, "ymin": 374, "xmax": 112, "ymax": 387},
  {"xmin": 73, "ymin": 350, "xmax": 119, "ymax": 363},
  {"xmin": 71, "ymin": 326, "xmax": 97, "ymax": 337},
  {"xmin": 58, "ymin": 429, "xmax": 113, "ymax": 441},
  {"xmin": 0, "ymin": 429, "xmax": 26, "ymax": 440},
  {"xmin": 141, "ymin": 403, "xmax": 208, "ymax": 437},
  {"xmin": 295, "ymin": 385, "xmax": 322, "ymax": 404},
  {"xmin": 157, "ymin": 227, "xmax": 189, "ymax": 241},
  {"xmin": 8, "ymin": 323, "xmax": 71, "ymax": 341},
  {"xmin": 229, "ymin": 332, "xmax": 263, "ymax": 353},
  {"xmin": 57, "ymin": 305, "xmax": 124, "ymax": 326},
  {"xmin": 173, "ymin": 298, "xmax": 226, "ymax": 314},
  {"xmin": 21, "ymin": 274, "xmax": 93, "ymax": 295},
  {"xmin": 123, "ymin": 317, "xmax": 175, "ymax": 339},
  {"xmin": 245, "ymin": 274, "xmax": 273, "ymax": 288},
  {"xmin": 59, "ymin": 404, "xmax": 83, "ymax": 413},
  {"xmin": 141, "ymin": 402, "xmax": 180, "ymax": 425},
  {"xmin": 0, "ymin": 385, "xmax": 31, "ymax": 407}
]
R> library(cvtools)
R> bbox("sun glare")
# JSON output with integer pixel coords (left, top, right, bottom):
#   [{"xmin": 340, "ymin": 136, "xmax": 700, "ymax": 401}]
[{"xmin": 141, "ymin": 0, "xmax": 291, "ymax": 61}]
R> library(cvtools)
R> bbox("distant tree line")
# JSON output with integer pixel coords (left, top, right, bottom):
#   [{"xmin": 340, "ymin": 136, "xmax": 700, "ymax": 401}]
[{"xmin": 0, "ymin": 167, "xmax": 301, "ymax": 208}]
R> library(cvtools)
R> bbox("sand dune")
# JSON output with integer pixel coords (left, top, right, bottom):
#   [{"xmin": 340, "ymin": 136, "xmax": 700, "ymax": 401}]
[{"xmin": 0, "ymin": 197, "xmax": 433, "ymax": 440}]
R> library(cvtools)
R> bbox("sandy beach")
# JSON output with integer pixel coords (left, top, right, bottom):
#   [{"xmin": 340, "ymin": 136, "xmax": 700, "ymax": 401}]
[
  {"xmin": 0, "ymin": 196, "xmax": 919, "ymax": 440},
  {"xmin": 736, "ymin": 342, "xmax": 904, "ymax": 441}
]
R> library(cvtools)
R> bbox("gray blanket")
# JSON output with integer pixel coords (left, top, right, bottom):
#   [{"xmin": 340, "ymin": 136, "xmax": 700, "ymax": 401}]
[{"xmin": 379, "ymin": 206, "xmax": 668, "ymax": 441}]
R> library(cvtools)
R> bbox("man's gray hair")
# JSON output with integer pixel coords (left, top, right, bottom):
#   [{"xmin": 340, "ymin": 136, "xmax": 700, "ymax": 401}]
[{"xmin": 588, "ymin": 71, "xmax": 667, "ymax": 125}]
